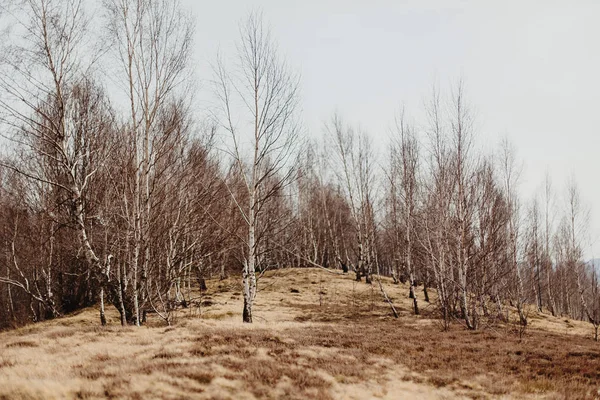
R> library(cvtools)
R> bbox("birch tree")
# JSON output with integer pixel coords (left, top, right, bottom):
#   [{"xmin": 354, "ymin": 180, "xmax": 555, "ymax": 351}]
[
  {"xmin": 104, "ymin": 0, "xmax": 194, "ymax": 325},
  {"xmin": 449, "ymin": 82, "xmax": 478, "ymax": 329},
  {"xmin": 0, "ymin": 0, "xmax": 119, "ymax": 324},
  {"xmin": 498, "ymin": 139, "xmax": 528, "ymax": 326},
  {"xmin": 578, "ymin": 260, "xmax": 600, "ymax": 341},
  {"xmin": 328, "ymin": 114, "xmax": 377, "ymax": 284},
  {"xmin": 542, "ymin": 173, "xmax": 556, "ymax": 315},
  {"xmin": 421, "ymin": 85, "xmax": 453, "ymax": 328},
  {"xmin": 526, "ymin": 198, "xmax": 543, "ymax": 313},
  {"xmin": 391, "ymin": 110, "xmax": 420, "ymax": 314},
  {"xmin": 214, "ymin": 12, "xmax": 300, "ymax": 323}
]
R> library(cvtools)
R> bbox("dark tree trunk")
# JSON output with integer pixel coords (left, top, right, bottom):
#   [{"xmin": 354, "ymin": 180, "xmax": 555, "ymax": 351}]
[
  {"xmin": 243, "ymin": 298, "xmax": 252, "ymax": 323},
  {"xmin": 413, "ymin": 296, "xmax": 420, "ymax": 315},
  {"xmin": 198, "ymin": 277, "xmax": 207, "ymax": 292}
]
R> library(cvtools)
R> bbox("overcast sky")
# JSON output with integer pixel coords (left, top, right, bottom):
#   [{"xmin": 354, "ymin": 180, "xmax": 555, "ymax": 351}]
[{"xmin": 184, "ymin": 0, "xmax": 600, "ymax": 257}]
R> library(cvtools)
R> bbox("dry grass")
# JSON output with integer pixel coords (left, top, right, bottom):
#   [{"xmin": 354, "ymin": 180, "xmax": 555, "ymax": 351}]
[{"xmin": 0, "ymin": 268, "xmax": 599, "ymax": 399}]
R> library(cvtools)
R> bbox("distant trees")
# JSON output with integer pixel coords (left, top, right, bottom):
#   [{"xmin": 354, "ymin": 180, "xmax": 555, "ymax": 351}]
[
  {"xmin": 389, "ymin": 110, "xmax": 420, "ymax": 315},
  {"xmin": 420, "ymin": 85, "xmax": 454, "ymax": 329},
  {"xmin": 542, "ymin": 174, "xmax": 557, "ymax": 316},
  {"xmin": 327, "ymin": 115, "xmax": 377, "ymax": 284},
  {"xmin": 578, "ymin": 261, "xmax": 600, "ymax": 341}
]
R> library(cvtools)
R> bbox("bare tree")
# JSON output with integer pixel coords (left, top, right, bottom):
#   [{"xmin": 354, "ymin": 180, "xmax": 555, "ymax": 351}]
[
  {"xmin": 0, "ymin": 0, "xmax": 119, "ymax": 324},
  {"xmin": 525, "ymin": 198, "xmax": 543, "ymax": 313},
  {"xmin": 471, "ymin": 157, "xmax": 508, "ymax": 320},
  {"xmin": 498, "ymin": 138, "xmax": 528, "ymax": 326},
  {"xmin": 327, "ymin": 114, "xmax": 377, "ymax": 284},
  {"xmin": 214, "ymin": 11, "xmax": 300, "ymax": 323},
  {"xmin": 391, "ymin": 110, "xmax": 420, "ymax": 315},
  {"xmin": 578, "ymin": 260, "xmax": 600, "ymax": 341},
  {"xmin": 542, "ymin": 173, "xmax": 556, "ymax": 316},
  {"xmin": 420, "ymin": 84, "xmax": 453, "ymax": 329},
  {"xmin": 564, "ymin": 179, "xmax": 596, "ymax": 332},
  {"xmin": 449, "ymin": 81, "xmax": 478, "ymax": 329},
  {"xmin": 104, "ymin": 0, "xmax": 194, "ymax": 325}
]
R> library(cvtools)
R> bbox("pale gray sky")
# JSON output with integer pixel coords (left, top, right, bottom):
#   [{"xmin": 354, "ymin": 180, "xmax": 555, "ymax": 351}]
[{"xmin": 185, "ymin": 0, "xmax": 600, "ymax": 257}]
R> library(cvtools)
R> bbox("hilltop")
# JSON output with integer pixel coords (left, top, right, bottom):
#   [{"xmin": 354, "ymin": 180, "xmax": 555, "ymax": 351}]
[{"xmin": 1, "ymin": 268, "xmax": 599, "ymax": 399}]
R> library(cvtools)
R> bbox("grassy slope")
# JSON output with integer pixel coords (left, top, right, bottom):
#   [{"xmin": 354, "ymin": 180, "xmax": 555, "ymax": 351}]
[{"xmin": 0, "ymin": 268, "xmax": 599, "ymax": 400}]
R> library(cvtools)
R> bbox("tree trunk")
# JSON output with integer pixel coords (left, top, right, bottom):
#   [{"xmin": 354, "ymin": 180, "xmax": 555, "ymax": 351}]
[
  {"xmin": 546, "ymin": 260, "xmax": 556, "ymax": 316},
  {"xmin": 117, "ymin": 263, "xmax": 127, "ymax": 326},
  {"xmin": 243, "ymin": 195, "xmax": 257, "ymax": 323},
  {"xmin": 100, "ymin": 288, "xmax": 107, "ymax": 326},
  {"xmin": 458, "ymin": 266, "xmax": 474, "ymax": 329},
  {"xmin": 242, "ymin": 262, "xmax": 255, "ymax": 323}
]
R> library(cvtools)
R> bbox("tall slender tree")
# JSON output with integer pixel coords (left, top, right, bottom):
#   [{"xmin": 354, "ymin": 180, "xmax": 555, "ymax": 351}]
[{"xmin": 214, "ymin": 12, "xmax": 301, "ymax": 323}]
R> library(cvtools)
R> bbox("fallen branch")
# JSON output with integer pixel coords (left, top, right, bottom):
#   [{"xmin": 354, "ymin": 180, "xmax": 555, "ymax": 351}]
[
  {"xmin": 274, "ymin": 244, "xmax": 345, "ymax": 275},
  {"xmin": 374, "ymin": 260, "xmax": 399, "ymax": 318}
]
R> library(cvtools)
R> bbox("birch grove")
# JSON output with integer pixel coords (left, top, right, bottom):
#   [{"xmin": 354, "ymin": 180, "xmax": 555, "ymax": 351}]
[{"xmin": 0, "ymin": 0, "xmax": 598, "ymax": 342}]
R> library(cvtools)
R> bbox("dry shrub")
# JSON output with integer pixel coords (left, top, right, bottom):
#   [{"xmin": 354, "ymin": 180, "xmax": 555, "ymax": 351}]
[
  {"xmin": 189, "ymin": 344, "xmax": 212, "ymax": 357},
  {"xmin": 290, "ymin": 369, "xmax": 329, "ymax": 390},
  {"xmin": 102, "ymin": 378, "xmax": 133, "ymax": 399},
  {"xmin": 138, "ymin": 360, "xmax": 188, "ymax": 375},
  {"xmin": 428, "ymin": 375, "xmax": 458, "ymax": 388},
  {"xmin": 182, "ymin": 370, "xmax": 214, "ymax": 384},
  {"xmin": 152, "ymin": 349, "xmax": 182, "ymax": 359},
  {"xmin": 242, "ymin": 359, "xmax": 331, "ymax": 399},
  {"xmin": 244, "ymin": 359, "xmax": 282, "ymax": 386}
]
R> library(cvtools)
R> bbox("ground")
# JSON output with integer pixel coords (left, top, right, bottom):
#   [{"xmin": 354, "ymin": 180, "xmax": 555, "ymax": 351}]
[{"xmin": 1, "ymin": 268, "xmax": 599, "ymax": 399}]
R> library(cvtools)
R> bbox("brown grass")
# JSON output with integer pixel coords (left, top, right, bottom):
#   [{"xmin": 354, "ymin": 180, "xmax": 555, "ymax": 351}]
[
  {"xmin": 5, "ymin": 340, "xmax": 38, "ymax": 348},
  {"xmin": 285, "ymin": 314, "xmax": 600, "ymax": 398},
  {"xmin": 1, "ymin": 268, "xmax": 599, "ymax": 399}
]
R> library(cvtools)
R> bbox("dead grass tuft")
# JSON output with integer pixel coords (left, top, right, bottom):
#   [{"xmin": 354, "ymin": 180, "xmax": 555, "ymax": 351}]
[
  {"xmin": 182, "ymin": 370, "xmax": 214, "ymax": 385},
  {"xmin": 428, "ymin": 375, "xmax": 458, "ymax": 388},
  {"xmin": 91, "ymin": 353, "xmax": 112, "ymax": 362},
  {"xmin": 152, "ymin": 349, "xmax": 182, "ymax": 359},
  {"xmin": 6, "ymin": 340, "xmax": 38, "ymax": 348},
  {"xmin": 0, "ymin": 357, "xmax": 15, "ymax": 369},
  {"xmin": 46, "ymin": 329, "xmax": 76, "ymax": 339}
]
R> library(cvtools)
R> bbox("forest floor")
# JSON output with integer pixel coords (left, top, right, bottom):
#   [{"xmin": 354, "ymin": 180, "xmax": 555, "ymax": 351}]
[{"xmin": 1, "ymin": 268, "xmax": 600, "ymax": 400}]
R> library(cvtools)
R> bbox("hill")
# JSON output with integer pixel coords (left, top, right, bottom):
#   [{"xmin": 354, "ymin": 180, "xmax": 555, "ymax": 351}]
[{"xmin": 1, "ymin": 268, "xmax": 599, "ymax": 399}]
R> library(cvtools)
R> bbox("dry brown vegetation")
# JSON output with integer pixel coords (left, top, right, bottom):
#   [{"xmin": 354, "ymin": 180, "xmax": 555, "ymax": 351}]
[{"xmin": 1, "ymin": 268, "xmax": 600, "ymax": 399}]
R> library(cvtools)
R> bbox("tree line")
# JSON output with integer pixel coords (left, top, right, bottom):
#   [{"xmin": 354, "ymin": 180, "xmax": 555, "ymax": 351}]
[{"xmin": 0, "ymin": 0, "xmax": 598, "ymax": 339}]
